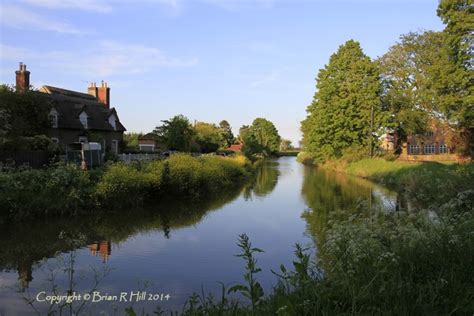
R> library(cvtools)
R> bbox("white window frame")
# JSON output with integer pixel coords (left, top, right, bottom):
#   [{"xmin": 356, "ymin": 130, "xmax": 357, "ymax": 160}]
[
  {"xmin": 139, "ymin": 144, "xmax": 155, "ymax": 152},
  {"xmin": 108, "ymin": 114, "xmax": 117, "ymax": 131},
  {"xmin": 79, "ymin": 111, "xmax": 88, "ymax": 129},
  {"xmin": 424, "ymin": 144, "xmax": 436, "ymax": 154},
  {"xmin": 49, "ymin": 109, "xmax": 58, "ymax": 128},
  {"xmin": 78, "ymin": 136, "xmax": 88, "ymax": 143},
  {"xmin": 111, "ymin": 139, "xmax": 118, "ymax": 154},
  {"xmin": 439, "ymin": 144, "xmax": 448, "ymax": 154},
  {"xmin": 51, "ymin": 137, "xmax": 59, "ymax": 144},
  {"xmin": 408, "ymin": 144, "xmax": 420, "ymax": 155}
]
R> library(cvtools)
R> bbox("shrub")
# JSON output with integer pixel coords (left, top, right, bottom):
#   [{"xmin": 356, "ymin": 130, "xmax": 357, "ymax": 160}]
[
  {"xmin": 95, "ymin": 163, "xmax": 154, "ymax": 208},
  {"xmin": 0, "ymin": 163, "xmax": 92, "ymax": 220}
]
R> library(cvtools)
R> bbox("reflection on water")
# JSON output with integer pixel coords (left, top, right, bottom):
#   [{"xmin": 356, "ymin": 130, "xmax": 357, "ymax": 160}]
[
  {"xmin": 243, "ymin": 160, "xmax": 280, "ymax": 199},
  {"xmin": 0, "ymin": 158, "xmax": 402, "ymax": 315},
  {"xmin": 300, "ymin": 165, "xmax": 398, "ymax": 247}
]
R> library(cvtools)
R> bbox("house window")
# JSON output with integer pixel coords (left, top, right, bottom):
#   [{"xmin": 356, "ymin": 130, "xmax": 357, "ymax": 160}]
[
  {"xmin": 79, "ymin": 111, "xmax": 88, "ymax": 129},
  {"xmin": 424, "ymin": 144, "xmax": 436, "ymax": 154},
  {"xmin": 139, "ymin": 144, "xmax": 155, "ymax": 152},
  {"xmin": 111, "ymin": 140, "xmax": 118, "ymax": 154},
  {"xmin": 425, "ymin": 131, "xmax": 434, "ymax": 137},
  {"xmin": 49, "ymin": 109, "xmax": 58, "ymax": 128},
  {"xmin": 78, "ymin": 136, "xmax": 88, "ymax": 143},
  {"xmin": 439, "ymin": 144, "xmax": 448, "ymax": 154},
  {"xmin": 408, "ymin": 144, "xmax": 420, "ymax": 155},
  {"xmin": 51, "ymin": 137, "xmax": 59, "ymax": 144},
  {"xmin": 108, "ymin": 114, "xmax": 117, "ymax": 131}
]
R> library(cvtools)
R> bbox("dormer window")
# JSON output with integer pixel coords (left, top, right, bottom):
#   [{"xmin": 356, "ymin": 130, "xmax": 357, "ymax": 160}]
[
  {"xmin": 49, "ymin": 108, "xmax": 58, "ymax": 128},
  {"xmin": 108, "ymin": 114, "xmax": 117, "ymax": 131},
  {"xmin": 79, "ymin": 111, "xmax": 88, "ymax": 129}
]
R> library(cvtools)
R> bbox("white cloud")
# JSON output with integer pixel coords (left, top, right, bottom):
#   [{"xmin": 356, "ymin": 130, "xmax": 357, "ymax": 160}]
[
  {"xmin": 21, "ymin": 0, "xmax": 113, "ymax": 13},
  {"xmin": 1, "ymin": 41, "xmax": 198, "ymax": 77},
  {"xmin": 0, "ymin": 5, "xmax": 83, "ymax": 34}
]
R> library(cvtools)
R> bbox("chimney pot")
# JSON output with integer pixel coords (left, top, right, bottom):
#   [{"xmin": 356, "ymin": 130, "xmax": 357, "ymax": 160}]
[{"xmin": 15, "ymin": 62, "xmax": 30, "ymax": 92}]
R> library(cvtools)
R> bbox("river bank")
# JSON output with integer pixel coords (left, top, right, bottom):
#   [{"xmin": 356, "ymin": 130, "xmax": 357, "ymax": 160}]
[{"xmin": 0, "ymin": 154, "xmax": 253, "ymax": 221}]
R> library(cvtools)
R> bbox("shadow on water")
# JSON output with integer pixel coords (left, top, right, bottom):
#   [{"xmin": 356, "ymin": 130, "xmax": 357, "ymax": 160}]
[
  {"xmin": 243, "ymin": 160, "xmax": 280, "ymax": 200},
  {"xmin": 300, "ymin": 165, "xmax": 401, "ymax": 246},
  {"xmin": 0, "ymin": 184, "xmax": 245, "ymax": 289}
]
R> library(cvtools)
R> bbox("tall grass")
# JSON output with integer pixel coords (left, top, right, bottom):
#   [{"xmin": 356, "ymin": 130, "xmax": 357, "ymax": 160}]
[
  {"xmin": 159, "ymin": 190, "xmax": 473, "ymax": 315},
  {"xmin": 0, "ymin": 154, "xmax": 252, "ymax": 221}
]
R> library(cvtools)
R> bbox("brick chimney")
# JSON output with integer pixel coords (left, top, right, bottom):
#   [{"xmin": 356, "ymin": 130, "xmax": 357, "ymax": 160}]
[
  {"xmin": 88, "ymin": 82, "xmax": 98, "ymax": 98},
  {"xmin": 97, "ymin": 80, "xmax": 110, "ymax": 108},
  {"xmin": 15, "ymin": 62, "xmax": 30, "ymax": 92}
]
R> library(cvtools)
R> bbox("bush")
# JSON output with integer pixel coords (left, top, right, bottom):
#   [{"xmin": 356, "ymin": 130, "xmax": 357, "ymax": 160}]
[
  {"xmin": 0, "ymin": 163, "xmax": 92, "ymax": 220},
  {"xmin": 96, "ymin": 162, "xmax": 155, "ymax": 208}
]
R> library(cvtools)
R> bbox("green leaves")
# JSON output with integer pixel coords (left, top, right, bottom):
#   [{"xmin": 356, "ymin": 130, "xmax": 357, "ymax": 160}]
[
  {"xmin": 242, "ymin": 118, "xmax": 281, "ymax": 157},
  {"xmin": 302, "ymin": 40, "xmax": 383, "ymax": 162},
  {"xmin": 228, "ymin": 233, "xmax": 265, "ymax": 310}
]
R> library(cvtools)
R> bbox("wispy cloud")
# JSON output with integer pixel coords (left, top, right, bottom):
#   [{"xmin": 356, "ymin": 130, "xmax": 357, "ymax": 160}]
[
  {"xmin": 0, "ymin": 5, "xmax": 84, "ymax": 34},
  {"xmin": 21, "ymin": 0, "xmax": 113, "ymax": 13},
  {"xmin": 1, "ymin": 41, "xmax": 198, "ymax": 77},
  {"xmin": 251, "ymin": 70, "xmax": 280, "ymax": 87}
]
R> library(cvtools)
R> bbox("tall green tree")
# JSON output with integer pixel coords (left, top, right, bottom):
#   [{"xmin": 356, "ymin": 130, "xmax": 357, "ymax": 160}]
[
  {"xmin": 301, "ymin": 40, "xmax": 384, "ymax": 162},
  {"xmin": 153, "ymin": 115, "xmax": 195, "ymax": 152},
  {"xmin": 243, "ymin": 118, "xmax": 281, "ymax": 156},
  {"xmin": 194, "ymin": 121, "xmax": 224, "ymax": 153},
  {"xmin": 0, "ymin": 85, "xmax": 51, "ymax": 141},
  {"xmin": 219, "ymin": 120, "xmax": 235, "ymax": 148},
  {"xmin": 437, "ymin": 0, "xmax": 473, "ymax": 156},
  {"xmin": 379, "ymin": 32, "xmax": 451, "ymax": 140}
]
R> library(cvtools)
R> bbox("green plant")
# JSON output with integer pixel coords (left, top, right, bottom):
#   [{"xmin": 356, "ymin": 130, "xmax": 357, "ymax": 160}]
[{"xmin": 228, "ymin": 233, "xmax": 265, "ymax": 311}]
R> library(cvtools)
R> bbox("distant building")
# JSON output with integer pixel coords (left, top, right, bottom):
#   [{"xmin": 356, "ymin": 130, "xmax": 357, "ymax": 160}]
[
  {"xmin": 227, "ymin": 143, "xmax": 243, "ymax": 152},
  {"xmin": 89, "ymin": 240, "xmax": 111, "ymax": 263},
  {"xmin": 14, "ymin": 63, "xmax": 126, "ymax": 154},
  {"xmin": 138, "ymin": 133, "xmax": 161, "ymax": 152},
  {"xmin": 381, "ymin": 120, "xmax": 462, "ymax": 161}
]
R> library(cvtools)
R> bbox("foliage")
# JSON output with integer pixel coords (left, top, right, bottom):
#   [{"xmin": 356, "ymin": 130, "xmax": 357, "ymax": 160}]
[
  {"xmin": 153, "ymin": 115, "xmax": 195, "ymax": 152},
  {"xmin": 242, "ymin": 118, "xmax": 281, "ymax": 157},
  {"xmin": 96, "ymin": 163, "xmax": 156, "ymax": 208},
  {"xmin": 228, "ymin": 233, "xmax": 265, "ymax": 310},
  {"xmin": 0, "ymin": 84, "xmax": 51, "ymax": 144},
  {"xmin": 301, "ymin": 40, "xmax": 384, "ymax": 162},
  {"xmin": 0, "ymin": 155, "xmax": 252, "ymax": 220},
  {"xmin": 279, "ymin": 139, "xmax": 293, "ymax": 151},
  {"xmin": 194, "ymin": 121, "xmax": 224, "ymax": 153},
  {"xmin": 173, "ymin": 193, "xmax": 474, "ymax": 315},
  {"xmin": 219, "ymin": 120, "xmax": 235, "ymax": 148},
  {"xmin": 123, "ymin": 132, "xmax": 142, "ymax": 152},
  {"xmin": 437, "ymin": 0, "xmax": 474, "ymax": 156},
  {"xmin": 0, "ymin": 163, "xmax": 93, "ymax": 220}
]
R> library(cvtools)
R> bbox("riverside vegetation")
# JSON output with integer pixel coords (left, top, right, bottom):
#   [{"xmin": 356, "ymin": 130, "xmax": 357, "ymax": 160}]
[
  {"xmin": 0, "ymin": 154, "xmax": 252, "ymax": 221},
  {"xmin": 130, "ymin": 161, "xmax": 473, "ymax": 315}
]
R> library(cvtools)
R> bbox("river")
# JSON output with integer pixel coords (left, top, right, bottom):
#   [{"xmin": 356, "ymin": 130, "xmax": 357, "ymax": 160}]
[{"xmin": 0, "ymin": 157, "xmax": 399, "ymax": 315}]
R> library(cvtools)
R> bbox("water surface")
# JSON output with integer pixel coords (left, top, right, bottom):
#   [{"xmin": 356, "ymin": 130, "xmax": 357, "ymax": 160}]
[{"xmin": 0, "ymin": 157, "xmax": 398, "ymax": 315}]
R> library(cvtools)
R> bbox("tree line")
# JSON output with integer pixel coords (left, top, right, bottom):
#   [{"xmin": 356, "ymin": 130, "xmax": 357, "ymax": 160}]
[
  {"xmin": 128, "ymin": 115, "xmax": 284, "ymax": 157},
  {"xmin": 301, "ymin": 0, "xmax": 473, "ymax": 162}
]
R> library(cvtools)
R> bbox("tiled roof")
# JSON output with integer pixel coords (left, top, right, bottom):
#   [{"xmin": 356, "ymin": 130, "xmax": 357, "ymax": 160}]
[{"xmin": 40, "ymin": 86, "xmax": 126, "ymax": 132}]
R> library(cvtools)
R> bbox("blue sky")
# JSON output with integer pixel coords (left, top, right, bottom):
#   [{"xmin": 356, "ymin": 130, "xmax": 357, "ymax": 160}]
[{"xmin": 0, "ymin": 0, "xmax": 444, "ymax": 144}]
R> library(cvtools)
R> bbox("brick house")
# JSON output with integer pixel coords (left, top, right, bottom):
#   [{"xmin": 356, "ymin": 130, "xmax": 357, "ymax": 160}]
[
  {"xmin": 381, "ymin": 120, "xmax": 460, "ymax": 161},
  {"xmin": 15, "ymin": 63, "xmax": 126, "ymax": 154}
]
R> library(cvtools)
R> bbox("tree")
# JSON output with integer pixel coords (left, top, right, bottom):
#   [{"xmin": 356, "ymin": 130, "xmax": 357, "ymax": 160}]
[
  {"xmin": 152, "ymin": 115, "xmax": 195, "ymax": 152},
  {"xmin": 243, "ymin": 118, "xmax": 281, "ymax": 156},
  {"xmin": 194, "ymin": 121, "xmax": 224, "ymax": 153},
  {"xmin": 379, "ymin": 32, "xmax": 449, "ymax": 141},
  {"xmin": 123, "ymin": 132, "xmax": 142, "ymax": 151},
  {"xmin": 437, "ymin": 0, "xmax": 473, "ymax": 68},
  {"xmin": 219, "ymin": 120, "xmax": 235, "ymax": 148},
  {"xmin": 437, "ymin": 0, "xmax": 473, "ymax": 156},
  {"xmin": 238, "ymin": 125, "xmax": 250, "ymax": 143},
  {"xmin": 0, "ymin": 84, "xmax": 51, "ymax": 140},
  {"xmin": 280, "ymin": 139, "xmax": 293, "ymax": 151},
  {"xmin": 301, "ymin": 40, "xmax": 384, "ymax": 162}
]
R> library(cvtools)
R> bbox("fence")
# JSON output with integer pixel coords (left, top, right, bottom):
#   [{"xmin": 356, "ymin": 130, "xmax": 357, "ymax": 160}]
[
  {"xmin": 0, "ymin": 150, "xmax": 52, "ymax": 168},
  {"xmin": 118, "ymin": 153, "xmax": 162, "ymax": 163}
]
